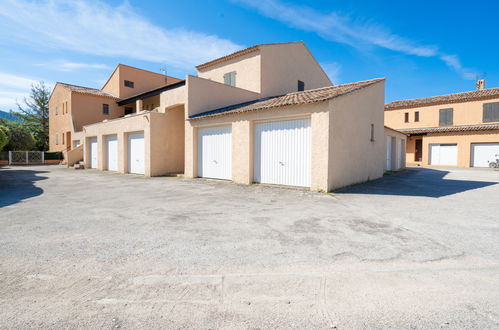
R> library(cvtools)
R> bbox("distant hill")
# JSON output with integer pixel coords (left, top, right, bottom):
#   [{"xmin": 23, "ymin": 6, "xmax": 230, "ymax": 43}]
[{"xmin": 0, "ymin": 110, "xmax": 21, "ymax": 122}]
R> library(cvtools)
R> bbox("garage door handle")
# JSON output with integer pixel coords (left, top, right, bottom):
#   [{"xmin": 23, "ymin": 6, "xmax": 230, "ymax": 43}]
[
  {"xmin": 213, "ymin": 160, "xmax": 218, "ymax": 164},
  {"xmin": 279, "ymin": 161, "xmax": 284, "ymax": 166}
]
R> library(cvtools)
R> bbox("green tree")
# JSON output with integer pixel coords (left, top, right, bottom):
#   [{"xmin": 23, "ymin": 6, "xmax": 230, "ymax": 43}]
[
  {"xmin": 0, "ymin": 125, "xmax": 8, "ymax": 151},
  {"xmin": 2, "ymin": 121, "xmax": 35, "ymax": 151},
  {"xmin": 14, "ymin": 81, "xmax": 50, "ymax": 151}
]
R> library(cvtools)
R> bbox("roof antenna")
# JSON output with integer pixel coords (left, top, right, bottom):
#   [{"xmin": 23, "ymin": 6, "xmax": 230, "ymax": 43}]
[
  {"xmin": 465, "ymin": 73, "xmax": 487, "ymax": 90},
  {"xmin": 160, "ymin": 66, "xmax": 167, "ymax": 85}
]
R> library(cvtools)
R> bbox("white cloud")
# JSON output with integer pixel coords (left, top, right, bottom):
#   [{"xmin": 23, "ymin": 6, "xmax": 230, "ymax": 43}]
[
  {"xmin": 0, "ymin": 91, "xmax": 28, "ymax": 110},
  {"xmin": 233, "ymin": 0, "xmax": 472, "ymax": 77},
  {"xmin": 57, "ymin": 62, "xmax": 113, "ymax": 72},
  {"xmin": 0, "ymin": 72, "xmax": 39, "ymax": 90},
  {"xmin": 0, "ymin": 72, "xmax": 53, "ymax": 110},
  {"xmin": 0, "ymin": 0, "xmax": 243, "ymax": 70}
]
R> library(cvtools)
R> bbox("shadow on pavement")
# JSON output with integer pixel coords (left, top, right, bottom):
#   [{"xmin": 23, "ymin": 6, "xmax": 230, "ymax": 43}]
[
  {"xmin": 336, "ymin": 167, "xmax": 497, "ymax": 197},
  {"xmin": 0, "ymin": 167, "xmax": 48, "ymax": 207}
]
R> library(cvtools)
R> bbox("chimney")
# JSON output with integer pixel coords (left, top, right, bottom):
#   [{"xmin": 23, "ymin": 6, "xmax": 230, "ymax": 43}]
[{"xmin": 476, "ymin": 79, "xmax": 485, "ymax": 90}]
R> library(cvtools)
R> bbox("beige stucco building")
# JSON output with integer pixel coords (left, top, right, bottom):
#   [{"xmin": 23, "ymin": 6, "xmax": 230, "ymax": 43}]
[
  {"xmin": 48, "ymin": 64, "xmax": 181, "ymax": 154},
  {"xmin": 49, "ymin": 41, "xmax": 388, "ymax": 191},
  {"xmin": 385, "ymin": 86, "xmax": 499, "ymax": 168}
]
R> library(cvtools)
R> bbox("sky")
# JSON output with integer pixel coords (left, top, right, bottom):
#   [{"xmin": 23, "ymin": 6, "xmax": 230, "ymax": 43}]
[{"xmin": 0, "ymin": 0, "xmax": 498, "ymax": 111}]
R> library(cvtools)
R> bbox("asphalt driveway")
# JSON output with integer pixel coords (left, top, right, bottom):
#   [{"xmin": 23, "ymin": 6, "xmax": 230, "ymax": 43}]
[{"xmin": 1, "ymin": 165, "xmax": 499, "ymax": 329}]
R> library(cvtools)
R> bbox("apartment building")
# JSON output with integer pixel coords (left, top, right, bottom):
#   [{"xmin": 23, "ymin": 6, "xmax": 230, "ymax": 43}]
[
  {"xmin": 48, "ymin": 64, "xmax": 181, "ymax": 153},
  {"xmin": 50, "ymin": 41, "xmax": 389, "ymax": 191},
  {"xmin": 385, "ymin": 83, "xmax": 499, "ymax": 167}
]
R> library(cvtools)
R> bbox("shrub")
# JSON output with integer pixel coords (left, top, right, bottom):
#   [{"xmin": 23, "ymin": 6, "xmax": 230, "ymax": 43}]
[{"xmin": 0, "ymin": 125, "xmax": 8, "ymax": 151}]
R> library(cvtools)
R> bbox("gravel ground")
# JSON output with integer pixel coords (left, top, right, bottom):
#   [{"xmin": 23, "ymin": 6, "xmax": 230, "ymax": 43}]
[{"xmin": 0, "ymin": 165, "xmax": 498, "ymax": 329}]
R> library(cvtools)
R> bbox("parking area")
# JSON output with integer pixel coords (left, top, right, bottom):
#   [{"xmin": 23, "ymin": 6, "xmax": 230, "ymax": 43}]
[{"xmin": 1, "ymin": 165, "xmax": 499, "ymax": 328}]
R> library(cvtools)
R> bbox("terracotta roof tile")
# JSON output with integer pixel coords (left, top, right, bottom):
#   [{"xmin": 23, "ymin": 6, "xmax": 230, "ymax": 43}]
[
  {"xmin": 385, "ymin": 87, "xmax": 499, "ymax": 110},
  {"xmin": 399, "ymin": 123, "xmax": 499, "ymax": 134},
  {"xmin": 189, "ymin": 78, "xmax": 385, "ymax": 120},
  {"xmin": 58, "ymin": 82, "xmax": 118, "ymax": 98}
]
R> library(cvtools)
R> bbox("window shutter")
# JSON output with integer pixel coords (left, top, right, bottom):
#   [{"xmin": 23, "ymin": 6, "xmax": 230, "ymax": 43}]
[
  {"xmin": 223, "ymin": 72, "xmax": 236, "ymax": 87},
  {"xmin": 439, "ymin": 108, "xmax": 453, "ymax": 126},
  {"xmin": 483, "ymin": 102, "xmax": 499, "ymax": 122}
]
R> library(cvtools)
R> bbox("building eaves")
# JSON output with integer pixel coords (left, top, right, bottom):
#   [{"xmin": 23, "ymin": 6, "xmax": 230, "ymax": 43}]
[
  {"xmin": 385, "ymin": 87, "xmax": 499, "ymax": 110},
  {"xmin": 399, "ymin": 123, "xmax": 499, "ymax": 135},
  {"xmin": 116, "ymin": 80, "xmax": 186, "ymax": 106},
  {"xmin": 195, "ymin": 41, "xmax": 303, "ymax": 71},
  {"xmin": 57, "ymin": 82, "xmax": 118, "ymax": 99},
  {"xmin": 189, "ymin": 78, "xmax": 385, "ymax": 120}
]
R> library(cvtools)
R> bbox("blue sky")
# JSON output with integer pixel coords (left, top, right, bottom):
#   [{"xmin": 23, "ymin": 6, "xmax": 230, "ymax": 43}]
[{"xmin": 0, "ymin": 0, "xmax": 497, "ymax": 111}]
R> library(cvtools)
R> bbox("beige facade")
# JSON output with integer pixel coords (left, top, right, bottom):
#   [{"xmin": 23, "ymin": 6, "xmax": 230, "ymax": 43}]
[
  {"xmin": 49, "ymin": 64, "xmax": 179, "ymax": 153},
  {"xmin": 102, "ymin": 64, "xmax": 181, "ymax": 99},
  {"xmin": 52, "ymin": 41, "xmax": 387, "ymax": 191},
  {"xmin": 197, "ymin": 41, "xmax": 332, "ymax": 97},
  {"xmin": 83, "ymin": 110, "xmax": 184, "ymax": 176},
  {"xmin": 385, "ymin": 90, "xmax": 499, "ymax": 167},
  {"xmin": 384, "ymin": 126, "xmax": 407, "ymax": 172},
  {"xmin": 185, "ymin": 80, "xmax": 385, "ymax": 191}
]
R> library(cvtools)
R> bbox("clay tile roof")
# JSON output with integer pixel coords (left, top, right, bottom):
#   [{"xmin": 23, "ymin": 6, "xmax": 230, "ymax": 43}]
[
  {"xmin": 189, "ymin": 78, "xmax": 385, "ymax": 120},
  {"xmin": 195, "ymin": 41, "xmax": 303, "ymax": 71},
  {"xmin": 399, "ymin": 123, "xmax": 499, "ymax": 135},
  {"xmin": 385, "ymin": 87, "xmax": 499, "ymax": 110},
  {"xmin": 58, "ymin": 82, "xmax": 118, "ymax": 99}
]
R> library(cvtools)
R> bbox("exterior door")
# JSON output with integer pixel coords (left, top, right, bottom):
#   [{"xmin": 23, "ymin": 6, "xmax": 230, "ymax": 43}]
[
  {"xmin": 386, "ymin": 136, "xmax": 393, "ymax": 171},
  {"xmin": 415, "ymin": 139, "xmax": 423, "ymax": 162},
  {"xmin": 471, "ymin": 143, "xmax": 499, "ymax": 167},
  {"xmin": 397, "ymin": 139, "xmax": 404, "ymax": 169},
  {"xmin": 254, "ymin": 118, "xmax": 311, "ymax": 187},
  {"xmin": 128, "ymin": 132, "xmax": 145, "ymax": 174},
  {"xmin": 430, "ymin": 144, "xmax": 458, "ymax": 166},
  {"xmin": 89, "ymin": 137, "xmax": 98, "ymax": 169},
  {"xmin": 198, "ymin": 126, "xmax": 232, "ymax": 180},
  {"xmin": 106, "ymin": 135, "xmax": 118, "ymax": 171}
]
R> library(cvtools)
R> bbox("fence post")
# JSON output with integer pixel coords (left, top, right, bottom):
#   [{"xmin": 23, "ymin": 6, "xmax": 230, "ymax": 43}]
[
  {"xmin": 26, "ymin": 151, "xmax": 29, "ymax": 165},
  {"xmin": 8, "ymin": 151, "xmax": 11, "ymax": 165},
  {"xmin": 42, "ymin": 152, "xmax": 45, "ymax": 164}
]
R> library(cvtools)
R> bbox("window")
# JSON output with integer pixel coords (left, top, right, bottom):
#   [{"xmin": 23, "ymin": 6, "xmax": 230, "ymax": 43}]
[
  {"xmin": 415, "ymin": 111, "xmax": 420, "ymax": 122},
  {"xmin": 124, "ymin": 80, "xmax": 134, "ymax": 88},
  {"xmin": 439, "ymin": 108, "xmax": 453, "ymax": 126},
  {"xmin": 55, "ymin": 106, "xmax": 58, "ymax": 115},
  {"xmin": 404, "ymin": 112, "xmax": 409, "ymax": 123},
  {"xmin": 62, "ymin": 132, "xmax": 65, "ymax": 144},
  {"xmin": 298, "ymin": 80, "xmax": 305, "ymax": 91},
  {"xmin": 483, "ymin": 102, "xmax": 499, "ymax": 122},
  {"xmin": 370, "ymin": 124, "xmax": 375, "ymax": 142},
  {"xmin": 124, "ymin": 107, "xmax": 134, "ymax": 115},
  {"xmin": 55, "ymin": 134, "xmax": 58, "ymax": 145},
  {"xmin": 223, "ymin": 71, "xmax": 236, "ymax": 87},
  {"xmin": 103, "ymin": 104, "xmax": 109, "ymax": 115}
]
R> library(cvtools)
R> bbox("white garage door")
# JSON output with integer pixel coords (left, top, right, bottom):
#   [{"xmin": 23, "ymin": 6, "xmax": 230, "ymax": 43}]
[
  {"xmin": 89, "ymin": 137, "xmax": 98, "ymax": 169},
  {"xmin": 471, "ymin": 143, "xmax": 499, "ymax": 167},
  {"xmin": 397, "ymin": 139, "xmax": 404, "ymax": 169},
  {"xmin": 386, "ymin": 136, "xmax": 393, "ymax": 171},
  {"xmin": 128, "ymin": 132, "xmax": 145, "ymax": 174},
  {"xmin": 106, "ymin": 135, "xmax": 118, "ymax": 171},
  {"xmin": 198, "ymin": 126, "xmax": 232, "ymax": 180},
  {"xmin": 430, "ymin": 144, "xmax": 458, "ymax": 166},
  {"xmin": 254, "ymin": 118, "xmax": 311, "ymax": 187}
]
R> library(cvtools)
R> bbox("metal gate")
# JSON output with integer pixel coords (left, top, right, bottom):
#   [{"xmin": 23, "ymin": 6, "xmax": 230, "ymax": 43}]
[{"xmin": 8, "ymin": 151, "xmax": 44, "ymax": 165}]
